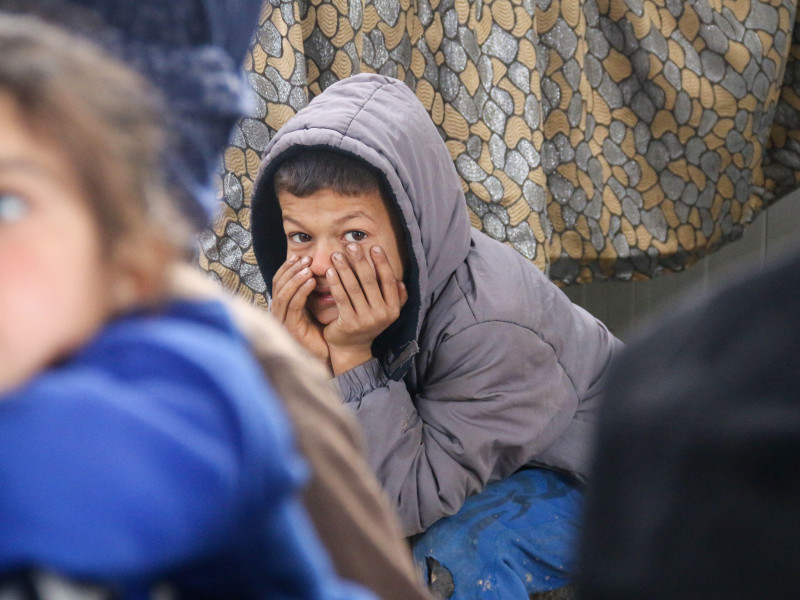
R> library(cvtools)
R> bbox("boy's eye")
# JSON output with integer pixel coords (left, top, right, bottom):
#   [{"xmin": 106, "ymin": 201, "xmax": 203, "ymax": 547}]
[
  {"xmin": 288, "ymin": 232, "xmax": 311, "ymax": 243},
  {"xmin": 0, "ymin": 193, "xmax": 30, "ymax": 223},
  {"xmin": 344, "ymin": 230, "xmax": 367, "ymax": 243}
]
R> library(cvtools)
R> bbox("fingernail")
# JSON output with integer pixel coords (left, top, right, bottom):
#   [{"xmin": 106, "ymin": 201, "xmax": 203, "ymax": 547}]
[
  {"xmin": 333, "ymin": 252, "xmax": 344, "ymax": 262},
  {"xmin": 299, "ymin": 256, "xmax": 310, "ymax": 265},
  {"xmin": 347, "ymin": 243, "xmax": 358, "ymax": 253},
  {"xmin": 326, "ymin": 268, "xmax": 335, "ymax": 277},
  {"xmin": 372, "ymin": 245, "xmax": 383, "ymax": 254},
  {"xmin": 298, "ymin": 267, "xmax": 309, "ymax": 276},
  {"xmin": 289, "ymin": 255, "xmax": 299, "ymax": 264}
]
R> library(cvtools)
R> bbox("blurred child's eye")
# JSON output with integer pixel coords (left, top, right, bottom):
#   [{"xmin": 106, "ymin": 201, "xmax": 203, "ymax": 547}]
[
  {"xmin": 0, "ymin": 193, "xmax": 29, "ymax": 223},
  {"xmin": 344, "ymin": 230, "xmax": 367, "ymax": 242},
  {"xmin": 289, "ymin": 232, "xmax": 311, "ymax": 243}
]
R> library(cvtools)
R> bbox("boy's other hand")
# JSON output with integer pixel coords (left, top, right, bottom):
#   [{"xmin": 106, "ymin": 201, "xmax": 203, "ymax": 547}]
[
  {"xmin": 271, "ymin": 255, "xmax": 331, "ymax": 367},
  {"xmin": 325, "ymin": 244, "xmax": 407, "ymax": 375}
]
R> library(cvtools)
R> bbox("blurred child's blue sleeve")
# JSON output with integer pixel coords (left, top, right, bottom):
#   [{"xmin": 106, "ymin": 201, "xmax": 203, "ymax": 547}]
[{"xmin": 0, "ymin": 303, "xmax": 376, "ymax": 600}]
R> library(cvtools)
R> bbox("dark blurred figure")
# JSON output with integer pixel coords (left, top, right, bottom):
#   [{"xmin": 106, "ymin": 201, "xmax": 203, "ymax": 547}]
[{"xmin": 577, "ymin": 250, "xmax": 800, "ymax": 599}]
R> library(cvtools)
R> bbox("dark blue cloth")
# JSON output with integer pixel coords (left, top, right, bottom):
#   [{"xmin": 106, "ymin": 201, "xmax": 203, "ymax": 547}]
[
  {"xmin": 0, "ymin": 300, "xmax": 374, "ymax": 600},
  {"xmin": 412, "ymin": 468, "xmax": 583, "ymax": 599}
]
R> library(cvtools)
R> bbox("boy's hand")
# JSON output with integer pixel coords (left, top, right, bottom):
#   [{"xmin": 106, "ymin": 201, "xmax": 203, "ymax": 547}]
[
  {"xmin": 325, "ymin": 244, "xmax": 407, "ymax": 375},
  {"xmin": 271, "ymin": 255, "xmax": 330, "ymax": 366}
]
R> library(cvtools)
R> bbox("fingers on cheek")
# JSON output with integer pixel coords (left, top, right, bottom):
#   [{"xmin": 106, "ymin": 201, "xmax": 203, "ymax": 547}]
[
  {"xmin": 372, "ymin": 245, "xmax": 393, "ymax": 268},
  {"xmin": 338, "ymin": 252, "xmax": 363, "ymax": 279},
  {"xmin": 277, "ymin": 268, "xmax": 312, "ymax": 302},
  {"xmin": 277, "ymin": 254, "xmax": 300, "ymax": 276},
  {"xmin": 297, "ymin": 273, "xmax": 316, "ymax": 300},
  {"xmin": 326, "ymin": 269, "xmax": 353, "ymax": 313},
  {"xmin": 298, "ymin": 277, "xmax": 315, "ymax": 296},
  {"xmin": 284, "ymin": 257, "xmax": 309, "ymax": 278},
  {"xmin": 331, "ymin": 252, "xmax": 348, "ymax": 273},
  {"xmin": 371, "ymin": 247, "xmax": 395, "ymax": 282},
  {"xmin": 370, "ymin": 245, "xmax": 385, "ymax": 262},
  {"xmin": 326, "ymin": 268, "xmax": 344, "ymax": 300}
]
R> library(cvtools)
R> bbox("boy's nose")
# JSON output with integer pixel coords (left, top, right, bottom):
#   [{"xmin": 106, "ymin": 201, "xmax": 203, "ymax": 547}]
[{"xmin": 308, "ymin": 244, "xmax": 334, "ymax": 276}]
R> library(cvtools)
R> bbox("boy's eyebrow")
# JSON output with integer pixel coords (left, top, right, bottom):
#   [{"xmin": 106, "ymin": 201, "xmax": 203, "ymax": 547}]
[
  {"xmin": 332, "ymin": 210, "xmax": 376, "ymax": 225},
  {"xmin": 282, "ymin": 211, "xmax": 377, "ymax": 226}
]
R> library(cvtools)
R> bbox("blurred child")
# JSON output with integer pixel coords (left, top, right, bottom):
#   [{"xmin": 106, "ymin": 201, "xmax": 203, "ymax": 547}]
[
  {"xmin": 250, "ymin": 74, "xmax": 624, "ymax": 598},
  {"xmin": 0, "ymin": 1, "xmax": 432, "ymax": 598},
  {"xmin": 0, "ymin": 15, "xmax": 375, "ymax": 600}
]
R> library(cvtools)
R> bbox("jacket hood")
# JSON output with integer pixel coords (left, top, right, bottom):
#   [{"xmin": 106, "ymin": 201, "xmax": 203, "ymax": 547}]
[{"xmin": 252, "ymin": 74, "xmax": 472, "ymax": 377}]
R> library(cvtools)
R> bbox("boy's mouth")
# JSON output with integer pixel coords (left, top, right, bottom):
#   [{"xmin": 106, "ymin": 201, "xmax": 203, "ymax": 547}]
[{"xmin": 311, "ymin": 288, "xmax": 335, "ymax": 305}]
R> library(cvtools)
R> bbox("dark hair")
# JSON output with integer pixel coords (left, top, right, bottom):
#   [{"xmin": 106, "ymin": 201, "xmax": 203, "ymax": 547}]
[{"xmin": 273, "ymin": 148, "xmax": 384, "ymax": 199}]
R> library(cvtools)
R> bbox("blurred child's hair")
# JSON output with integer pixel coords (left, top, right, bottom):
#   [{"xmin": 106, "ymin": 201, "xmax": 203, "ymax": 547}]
[
  {"xmin": 0, "ymin": 15, "xmax": 191, "ymax": 300},
  {"xmin": 273, "ymin": 148, "xmax": 385, "ymax": 200}
]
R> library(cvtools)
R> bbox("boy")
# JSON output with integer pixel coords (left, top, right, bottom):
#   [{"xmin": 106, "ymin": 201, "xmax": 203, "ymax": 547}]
[
  {"xmin": 0, "ymin": 16, "xmax": 375, "ymax": 600},
  {"xmin": 251, "ymin": 74, "xmax": 624, "ymax": 598}
]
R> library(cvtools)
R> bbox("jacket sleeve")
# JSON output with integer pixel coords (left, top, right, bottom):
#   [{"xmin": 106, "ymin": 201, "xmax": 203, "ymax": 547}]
[
  {"xmin": 0, "ymin": 367, "xmax": 259, "ymax": 576},
  {"xmin": 0, "ymin": 341, "xmax": 377, "ymax": 600},
  {"xmin": 335, "ymin": 317, "xmax": 621, "ymax": 536}
]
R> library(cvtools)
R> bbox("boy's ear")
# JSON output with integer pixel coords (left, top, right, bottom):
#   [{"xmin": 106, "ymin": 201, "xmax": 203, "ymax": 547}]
[{"xmin": 109, "ymin": 234, "xmax": 172, "ymax": 312}]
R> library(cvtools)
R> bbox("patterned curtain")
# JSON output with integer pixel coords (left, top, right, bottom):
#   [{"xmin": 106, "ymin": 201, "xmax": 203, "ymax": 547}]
[{"xmin": 199, "ymin": 0, "xmax": 800, "ymax": 308}]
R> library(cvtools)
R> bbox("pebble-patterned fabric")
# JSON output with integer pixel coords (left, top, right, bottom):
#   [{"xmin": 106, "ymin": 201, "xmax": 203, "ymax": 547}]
[{"xmin": 200, "ymin": 0, "xmax": 800, "ymax": 304}]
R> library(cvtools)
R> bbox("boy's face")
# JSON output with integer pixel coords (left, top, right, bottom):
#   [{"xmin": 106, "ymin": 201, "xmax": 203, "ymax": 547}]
[
  {"xmin": 0, "ymin": 94, "xmax": 118, "ymax": 391},
  {"xmin": 278, "ymin": 186, "xmax": 407, "ymax": 326}
]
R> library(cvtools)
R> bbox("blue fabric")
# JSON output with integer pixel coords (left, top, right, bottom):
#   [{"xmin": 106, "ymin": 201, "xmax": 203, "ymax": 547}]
[
  {"xmin": 412, "ymin": 468, "xmax": 583, "ymax": 599},
  {"xmin": 0, "ymin": 300, "xmax": 374, "ymax": 600}
]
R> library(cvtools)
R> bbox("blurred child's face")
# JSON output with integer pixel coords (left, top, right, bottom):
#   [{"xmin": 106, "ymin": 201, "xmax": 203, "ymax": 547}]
[
  {"xmin": 279, "ymin": 187, "xmax": 407, "ymax": 326},
  {"xmin": 0, "ymin": 94, "xmax": 119, "ymax": 391}
]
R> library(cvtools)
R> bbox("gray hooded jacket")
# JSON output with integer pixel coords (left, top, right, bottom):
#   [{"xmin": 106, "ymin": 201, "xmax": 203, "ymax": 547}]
[{"xmin": 252, "ymin": 74, "xmax": 624, "ymax": 536}]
